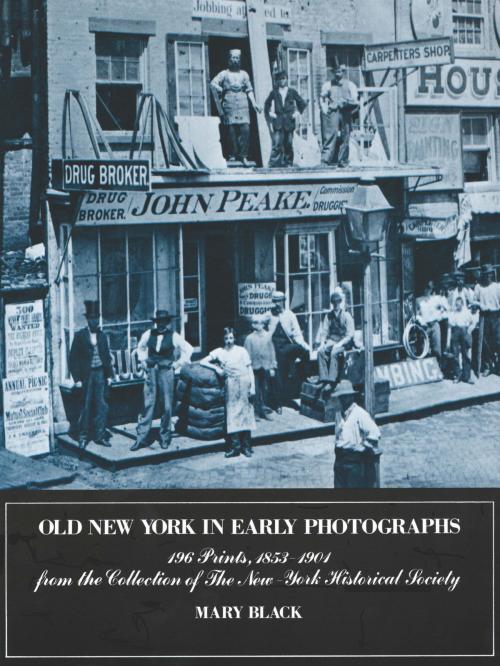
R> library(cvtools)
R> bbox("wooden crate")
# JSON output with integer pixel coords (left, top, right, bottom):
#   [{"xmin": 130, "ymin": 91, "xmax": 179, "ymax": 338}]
[{"xmin": 300, "ymin": 378, "xmax": 390, "ymax": 423}]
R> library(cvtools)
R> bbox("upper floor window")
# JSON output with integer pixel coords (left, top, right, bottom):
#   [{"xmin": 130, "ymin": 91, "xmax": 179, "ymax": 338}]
[
  {"xmin": 452, "ymin": 0, "xmax": 484, "ymax": 46},
  {"xmin": 462, "ymin": 114, "xmax": 493, "ymax": 183},
  {"xmin": 286, "ymin": 48, "xmax": 313, "ymax": 138},
  {"xmin": 96, "ymin": 34, "xmax": 147, "ymax": 131},
  {"xmin": 175, "ymin": 41, "xmax": 208, "ymax": 116}
]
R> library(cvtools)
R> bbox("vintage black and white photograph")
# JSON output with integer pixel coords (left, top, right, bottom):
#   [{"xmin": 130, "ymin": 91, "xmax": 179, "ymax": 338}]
[{"xmin": 1, "ymin": 0, "xmax": 500, "ymax": 490}]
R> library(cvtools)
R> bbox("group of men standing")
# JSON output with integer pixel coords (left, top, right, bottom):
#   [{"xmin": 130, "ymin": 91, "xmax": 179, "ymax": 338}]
[
  {"xmin": 211, "ymin": 49, "xmax": 358, "ymax": 168},
  {"xmin": 416, "ymin": 265, "xmax": 500, "ymax": 382}
]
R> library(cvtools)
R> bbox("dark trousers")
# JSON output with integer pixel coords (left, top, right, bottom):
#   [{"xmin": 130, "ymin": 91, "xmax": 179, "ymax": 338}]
[
  {"xmin": 334, "ymin": 449, "xmax": 378, "ymax": 488},
  {"xmin": 136, "ymin": 366, "xmax": 174, "ymax": 447},
  {"xmin": 274, "ymin": 342, "xmax": 309, "ymax": 407},
  {"xmin": 226, "ymin": 431, "xmax": 252, "ymax": 453},
  {"xmin": 78, "ymin": 368, "xmax": 107, "ymax": 442},
  {"xmin": 321, "ymin": 111, "xmax": 351, "ymax": 165},
  {"xmin": 228, "ymin": 123, "xmax": 250, "ymax": 161},
  {"xmin": 451, "ymin": 326, "xmax": 471, "ymax": 382},
  {"xmin": 482, "ymin": 311, "xmax": 500, "ymax": 371},
  {"xmin": 269, "ymin": 128, "xmax": 294, "ymax": 167},
  {"xmin": 253, "ymin": 368, "xmax": 279, "ymax": 415}
]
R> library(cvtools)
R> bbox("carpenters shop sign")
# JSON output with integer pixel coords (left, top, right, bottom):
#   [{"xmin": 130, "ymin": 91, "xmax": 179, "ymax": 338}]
[
  {"xmin": 364, "ymin": 37, "xmax": 453, "ymax": 72},
  {"xmin": 76, "ymin": 183, "xmax": 357, "ymax": 225}
]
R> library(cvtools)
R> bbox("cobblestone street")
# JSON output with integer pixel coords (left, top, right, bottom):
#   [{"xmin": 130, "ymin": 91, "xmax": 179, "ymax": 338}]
[{"xmin": 51, "ymin": 401, "xmax": 500, "ymax": 489}]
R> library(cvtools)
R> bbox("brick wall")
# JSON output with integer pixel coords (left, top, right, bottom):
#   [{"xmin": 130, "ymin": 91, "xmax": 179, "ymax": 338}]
[{"xmin": 1, "ymin": 146, "xmax": 32, "ymax": 251}]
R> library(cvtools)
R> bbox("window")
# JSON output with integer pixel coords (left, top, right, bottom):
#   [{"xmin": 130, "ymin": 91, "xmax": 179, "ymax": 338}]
[
  {"xmin": 462, "ymin": 114, "xmax": 492, "ymax": 182},
  {"xmin": 286, "ymin": 48, "xmax": 313, "ymax": 138},
  {"xmin": 182, "ymin": 238, "xmax": 202, "ymax": 350},
  {"xmin": 175, "ymin": 41, "xmax": 208, "ymax": 116},
  {"xmin": 96, "ymin": 34, "xmax": 147, "ymax": 130},
  {"xmin": 60, "ymin": 227, "xmax": 178, "ymax": 381},
  {"xmin": 326, "ymin": 45, "xmax": 363, "ymax": 87},
  {"xmin": 276, "ymin": 230, "xmax": 335, "ymax": 348},
  {"xmin": 452, "ymin": 0, "xmax": 484, "ymax": 46}
]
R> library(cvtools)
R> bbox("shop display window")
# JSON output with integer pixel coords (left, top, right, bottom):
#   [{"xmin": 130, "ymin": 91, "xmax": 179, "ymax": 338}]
[{"xmin": 182, "ymin": 238, "xmax": 202, "ymax": 351}]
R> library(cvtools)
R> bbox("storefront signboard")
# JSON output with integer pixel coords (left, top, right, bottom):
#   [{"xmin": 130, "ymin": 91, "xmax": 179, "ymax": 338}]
[
  {"xmin": 364, "ymin": 37, "xmax": 453, "ymax": 72},
  {"xmin": 374, "ymin": 357, "xmax": 443, "ymax": 390},
  {"xmin": 405, "ymin": 113, "xmax": 463, "ymax": 190},
  {"xmin": 403, "ymin": 215, "xmax": 458, "ymax": 240},
  {"xmin": 238, "ymin": 283, "xmax": 275, "ymax": 316},
  {"xmin": 76, "ymin": 183, "xmax": 357, "ymax": 225},
  {"xmin": 192, "ymin": 0, "xmax": 292, "ymax": 24},
  {"xmin": 59, "ymin": 159, "xmax": 151, "ymax": 192},
  {"xmin": 406, "ymin": 59, "xmax": 500, "ymax": 107},
  {"xmin": 4, "ymin": 300, "xmax": 45, "ymax": 377},
  {"xmin": 3, "ymin": 373, "xmax": 51, "ymax": 456},
  {"xmin": 184, "ymin": 298, "xmax": 199, "ymax": 312}
]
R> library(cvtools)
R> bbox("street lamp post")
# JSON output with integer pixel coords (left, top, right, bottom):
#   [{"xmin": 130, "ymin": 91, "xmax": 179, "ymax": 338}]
[{"xmin": 344, "ymin": 178, "xmax": 393, "ymax": 417}]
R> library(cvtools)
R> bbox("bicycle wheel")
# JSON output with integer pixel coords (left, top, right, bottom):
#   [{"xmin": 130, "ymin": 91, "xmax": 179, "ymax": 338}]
[{"xmin": 403, "ymin": 320, "xmax": 430, "ymax": 360}]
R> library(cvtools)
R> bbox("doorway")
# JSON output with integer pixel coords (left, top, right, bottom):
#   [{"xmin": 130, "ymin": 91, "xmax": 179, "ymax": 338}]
[
  {"xmin": 204, "ymin": 233, "xmax": 236, "ymax": 351},
  {"xmin": 207, "ymin": 36, "xmax": 261, "ymax": 165},
  {"xmin": 414, "ymin": 240, "xmax": 456, "ymax": 297}
]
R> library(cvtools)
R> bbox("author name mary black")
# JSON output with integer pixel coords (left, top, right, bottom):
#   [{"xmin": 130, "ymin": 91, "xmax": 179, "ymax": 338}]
[{"xmin": 195, "ymin": 605, "xmax": 303, "ymax": 620}]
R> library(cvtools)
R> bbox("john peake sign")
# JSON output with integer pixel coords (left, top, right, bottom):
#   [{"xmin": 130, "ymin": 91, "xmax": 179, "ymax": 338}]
[
  {"xmin": 364, "ymin": 37, "xmax": 453, "ymax": 72},
  {"xmin": 374, "ymin": 357, "xmax": 443, "ymax": 390},
  {"xmin": 57, "ymin": 159, "xmax": 150, "ymax": 192},
  {"xmin": 76, "ymin": 183, "xmax": 357, "ymax": 225}
]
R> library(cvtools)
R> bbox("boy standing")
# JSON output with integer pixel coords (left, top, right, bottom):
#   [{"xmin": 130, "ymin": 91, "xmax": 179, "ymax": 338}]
[
  {"xmin": 244, "ymin": 315, "xmax": 278, "ymax": 419},
  {"xmin": 446, "ymin": 296, "xmax": 476, "ymax": 384}
]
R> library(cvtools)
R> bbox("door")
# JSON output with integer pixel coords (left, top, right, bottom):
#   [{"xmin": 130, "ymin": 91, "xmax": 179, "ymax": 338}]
[{"xmin": 204, "ymin": 234, "xmax": 236, "ymax": 351}]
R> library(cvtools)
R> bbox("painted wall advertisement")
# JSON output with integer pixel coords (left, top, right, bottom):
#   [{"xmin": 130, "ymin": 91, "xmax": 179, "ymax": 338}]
[
  {"xmin": 3, "ymin": 300, "xmax": 50, "ymax": 456},
  {"xmin": 76, "ymin": 183, "xmax": 357, "ymax": 226},
  {"xmin": 2, "ymin": 373, "xmax": 51, "ymax": 457},
  {"xmin": 405, "ymin": 113, "xmax": 463, "ymax": 190},
  {"xmin": 238, "ymin": 283, "xmax": 275, "ymax": 316}
]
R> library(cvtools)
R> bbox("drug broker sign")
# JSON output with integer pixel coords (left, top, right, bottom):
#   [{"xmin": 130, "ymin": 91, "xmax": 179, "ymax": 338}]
[
  {"xmin": 60, "ymin": 159, "xmax": 150, "ymax": 192},
  {"xmin": 364, "ymin": 37, "xmax": 453, "ymax": 72},
  {"xmin": 76, "ymin": 183, "xmax": 357, "ymax": 225}
]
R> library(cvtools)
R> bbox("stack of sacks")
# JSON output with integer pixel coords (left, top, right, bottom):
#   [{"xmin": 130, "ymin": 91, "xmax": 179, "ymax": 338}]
[{"xmin": 176, "ymin": 363, "xmax": 226, "ymax": 440}]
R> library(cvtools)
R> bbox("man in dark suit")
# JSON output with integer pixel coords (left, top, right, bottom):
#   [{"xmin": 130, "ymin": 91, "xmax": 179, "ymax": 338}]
[
  {"xmin": 264, "ymin": 70, "xmax": 307, "ymax": 167},
  {"xmin": 69, "ymin": 300, "xmax": 114, "ymax": 449}
]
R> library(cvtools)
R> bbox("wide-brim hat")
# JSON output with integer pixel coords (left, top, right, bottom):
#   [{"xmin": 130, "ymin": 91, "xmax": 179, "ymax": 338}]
[
  {"xmin": 332, "ymin": 379, "xmax": 357, "ymax": 397},
  {"xmin": 481, "ymin": 264, "xmax": 495, "ymax": 275},
  {"xmin": 153, "ymin": 309, "xmax": 173, "ymax": 323},
  {"xmin": 84, "ymin": 300, "xmax": 100, "ymax": 318},
  {"xmin": 453, "ymin": 270, "xmax": 465, "ymax": 279},
  {"xmin": 271, "ymin": 290, "xmax": 286, "ymax": 302}
]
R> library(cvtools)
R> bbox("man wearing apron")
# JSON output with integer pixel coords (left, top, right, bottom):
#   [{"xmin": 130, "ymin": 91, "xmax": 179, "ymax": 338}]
[
  {"xmin": 211, "ymin": 49, "xmax": 262, "ymax": 167},
  {"xmin": 265, "ymin": 291, "xmax": 310, "ymax": 412}
]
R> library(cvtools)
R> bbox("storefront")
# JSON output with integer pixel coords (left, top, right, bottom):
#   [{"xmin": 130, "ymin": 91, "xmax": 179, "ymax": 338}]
[{"xmin": 48, "ymin": 165, "xmax": 440, "ymax": 429}]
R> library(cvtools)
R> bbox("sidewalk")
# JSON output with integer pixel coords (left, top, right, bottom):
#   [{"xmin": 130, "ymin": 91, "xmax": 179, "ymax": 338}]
[{"xmin": 56, "ymin": 374, "xmax": 500, "ymax": 470}]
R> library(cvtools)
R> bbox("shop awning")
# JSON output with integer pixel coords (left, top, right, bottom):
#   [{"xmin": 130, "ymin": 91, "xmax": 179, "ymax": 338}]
[
  {"xmin": 402, "ymin": 201, "xmax": 459, "ymax": 241},
  {"xmin": 460, "ymin": 190, "xmax": 500, "ymax": 215}
]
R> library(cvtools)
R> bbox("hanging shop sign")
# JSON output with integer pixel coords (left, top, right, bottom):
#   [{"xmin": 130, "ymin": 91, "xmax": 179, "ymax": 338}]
[
  {"xmin": 402, "ymin": 215, "xmax": 458, "ymax": 240},
  {"xmin": 405, "ymin": 113, "xmax": 463, "ymax": 190},
  {"xmin": 55, "ymin": 159, "xmax": 151, "ymax": 192},
  {"xmin": 3, "ymin": 373, "xmax": 51, "ymax": 457},
  {"xmin": 407, "ymin": 59, "xmax": 500, "ymax": 107},
  {"xmin": 4, "ymin": 300, "xmax": 45, "ymax": 377},
  {"xmin": 192, "ymin": 0, "xmax": 292, "ymax": 24},
  {"xmin": 76, "ymin": 183, "xmax": 357, "ymax": 225},
  {"xmin": 238, "ymin": 282, "xmax": 275, "ymax": 316},
  {"xmin": 363, "ymin": 37, "xmax": 453, "ymax": 72},
  {"xmin": 374, "ymin": 357, "xmax": 443, "ymax": 390}
]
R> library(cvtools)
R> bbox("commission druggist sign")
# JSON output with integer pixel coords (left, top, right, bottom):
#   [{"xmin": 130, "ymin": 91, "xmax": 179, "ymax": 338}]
[{"xmin": 76, "ymin": 183, "xmax": 357, "ymax": 225}]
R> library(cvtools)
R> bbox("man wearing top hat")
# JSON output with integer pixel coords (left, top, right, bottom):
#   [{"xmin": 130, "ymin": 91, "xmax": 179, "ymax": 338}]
[
  {"xmin": 473, "ymin": 264, "xmax": 500, "ymax": 375},
  {"xmin": 320, "ymin": 63, "xmax": 359, "ymax": 167},
  {"xmin": 211, "ymin": 49, "xmax": 262, "ymax": 167},
  {"xmin": 264, "ymin": 69, "xmax": 308, "ymax": 167},
  {"xmin": 132, "ymin": 310, "xmax": 193, "ymax": 451},
  {"xmin": 332, "ymin": 380, "xmax": 381, "ymax": 488},
  {"xmin": 264, "ymin": 291, "xmax": 310, "ymax": 412},
  {"xmin": 69, "ymin": 300, "xmax": 115, "ymax": 449}
]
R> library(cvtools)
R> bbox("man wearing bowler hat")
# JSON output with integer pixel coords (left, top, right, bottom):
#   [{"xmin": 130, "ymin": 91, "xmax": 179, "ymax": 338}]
[
  {"xmin": 320, "ymin": 63, "xmax": 359, "ymax": 167},
  {"xmin": 132, "ymin": 310, "xmax": 193, "ymax": 451},
  {"xmin": 69, "ymin": 300, "xmax": 115, "ymax": 449},
  {"xmin": 473, "ymin": 264, "xmax": 500, "ymax": 375},
  {"xmin": 264, "ymin": 69, "xmax": 308, "ymax": 167},
  {"xmin": 332, "ymin": 380, "xmax": 381, "ymax": 488}
]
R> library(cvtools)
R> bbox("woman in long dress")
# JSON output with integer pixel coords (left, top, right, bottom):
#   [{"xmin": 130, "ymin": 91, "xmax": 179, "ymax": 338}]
[{"xmin": 201, "ymin": 327, "xmax": 256, "ymax": 458}]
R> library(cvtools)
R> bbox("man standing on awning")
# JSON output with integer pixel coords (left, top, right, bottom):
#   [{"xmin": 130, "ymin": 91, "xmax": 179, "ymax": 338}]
[{"xmin": 320, "ymin": 64, "xmax": 359, "ymax": 168}]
